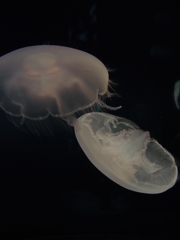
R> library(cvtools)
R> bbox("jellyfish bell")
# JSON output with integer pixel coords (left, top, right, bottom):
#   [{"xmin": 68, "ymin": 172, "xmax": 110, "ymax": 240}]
[
  {"xmin": 74, "ymin": 112, "xmax": 178, "ymax": 194},
  {"xmin": 0, "ymin": 45, "xmax": 121, "ymax": 135}
]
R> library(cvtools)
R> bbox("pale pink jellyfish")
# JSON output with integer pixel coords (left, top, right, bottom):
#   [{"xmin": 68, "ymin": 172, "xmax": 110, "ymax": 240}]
[
  {"xmin": 75, "ymin": 112, "xmax": 178, "ymax": 194},
  {"xmin": 0, "ymin": 45, "xmax": 120, "ymax": 134}
]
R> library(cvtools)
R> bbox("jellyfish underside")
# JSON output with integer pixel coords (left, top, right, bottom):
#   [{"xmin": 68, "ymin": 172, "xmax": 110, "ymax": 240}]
[{"xmin": 75, "ymin": 112, "xmax": 178, "ymax": 194}]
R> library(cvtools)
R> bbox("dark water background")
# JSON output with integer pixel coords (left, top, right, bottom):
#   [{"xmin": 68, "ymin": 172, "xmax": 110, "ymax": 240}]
[{"xmin": 0, "ymin": 1, "xmax": 180, "ymax": 239}]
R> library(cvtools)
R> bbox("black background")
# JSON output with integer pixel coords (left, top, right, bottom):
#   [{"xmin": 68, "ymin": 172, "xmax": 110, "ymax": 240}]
[{"xmin": 0, "ymin": 1, "xmax": 180, "ymax": 239}]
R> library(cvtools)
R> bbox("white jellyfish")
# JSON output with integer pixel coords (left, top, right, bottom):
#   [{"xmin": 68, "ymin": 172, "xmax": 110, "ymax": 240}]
[{"xmin": 74, "ymin": 112, "xmax": 178, "ymax": 194}]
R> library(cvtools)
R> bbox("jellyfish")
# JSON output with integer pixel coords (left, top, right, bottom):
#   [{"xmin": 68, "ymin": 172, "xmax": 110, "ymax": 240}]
[
  {"xmin": 172, "ymin": 80, "xmax": 180, "ymax": 146},
  {"xmin": 74, "ymin": 112, "xmax": 178, "ymax": 194},
  {"xmin": 0, "ymin": 46, "xmax": 178, "ymax": 194},
  {"xmin": 0, "ymin": 45, "xmax": 120, "ymax": 135},
  {"xmin": 174, "ymin": 80, "xmax": 180, "ymax": 109}
]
